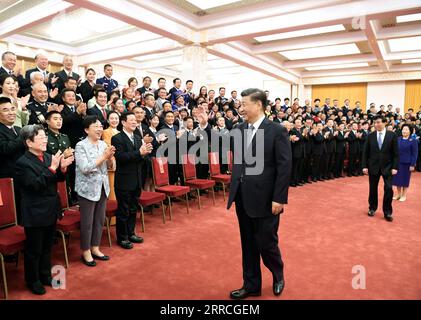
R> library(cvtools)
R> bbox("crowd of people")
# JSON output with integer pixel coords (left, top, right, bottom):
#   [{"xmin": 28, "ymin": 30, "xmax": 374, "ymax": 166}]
[{"xmin": 0, "ymin": 50, "xmax": 420, "ymax": 296}]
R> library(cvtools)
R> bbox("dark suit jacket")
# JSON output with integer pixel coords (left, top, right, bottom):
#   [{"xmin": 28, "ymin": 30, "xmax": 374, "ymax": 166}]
[
  {"xmin": 311, "ymin": 132, "xmax": 326, "ymax": 156},
  {"xmin": 362, "ymin": 130, "xmax": 399, "ymax": 175},
  {"xmin": 0, "ymin": 123, "xmax": 25, "ymax": 179},
  {"xmin": 24, "ymin": 68, "xmax": 49, "ymax": 88},
  {"xmin": 15, "ymin": 151, "xmax": 66, "ymax": 227},
  {"xmin": 347, "ymin": 131, "xmax": 360, "ymax": 154},
  {"xmin": 87, "ymin": 105, "xmax": 109, "ymax": 127},
  {"xmin": 52, "ymin": 69, "xmax": 80, "ymax": 92},
  {"xmin": 335, "ymin": 131, "xmax": 346, "ymax": 154},
  {"xmin": 112, "ymin": 131, "xmax": 144, "ymax": 191},
  {"xmin": 323, "ymin": 127, "xmax": 336, "ymax": 154},
  {"xmin": 61, "ymin": 105, "xmax": 86, "ymax": 148},
  {"xmin": 290, "ymin": 127, "xmax": 305, "ymax": 159},
  {"xmin": 227, "ymin": 117, "xmax": 292, "ymax": 218}
]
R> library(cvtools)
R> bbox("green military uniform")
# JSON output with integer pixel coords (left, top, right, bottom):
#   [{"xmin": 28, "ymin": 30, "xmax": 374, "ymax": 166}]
[{"xmin": 46, "ymin": 128, "xmax": 72, "ymax": 155}]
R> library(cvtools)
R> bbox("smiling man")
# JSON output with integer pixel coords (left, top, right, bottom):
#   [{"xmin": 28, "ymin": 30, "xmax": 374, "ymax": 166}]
[{"xmin": 227, "ymin": 88, "xmax": 292, "ymax": 300}]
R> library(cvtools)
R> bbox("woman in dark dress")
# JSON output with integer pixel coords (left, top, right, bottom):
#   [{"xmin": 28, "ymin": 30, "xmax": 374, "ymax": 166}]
[
  {"xmin": 392, "ymin": 124, "xmax": 418, "ymax": 202},
  {"xmin": 15, "ymin": 125, "xmax": 74, "ymax": 295}
]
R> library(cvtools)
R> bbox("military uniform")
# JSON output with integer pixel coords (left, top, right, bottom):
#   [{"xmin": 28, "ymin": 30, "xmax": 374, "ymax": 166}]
[
  {"xmin": 27, "ymin": 100, "xmax": 49, "ymax": 125},
  {"xmin": 46, "ymin": 129, "xmax": 71, "ymax": 155},
  {"xmin": 96, "ymin": 76, "xmax": 118, "ymax": 93}
]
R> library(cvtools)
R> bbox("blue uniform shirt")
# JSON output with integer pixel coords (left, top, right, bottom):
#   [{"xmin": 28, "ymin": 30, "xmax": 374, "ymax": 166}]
[{"xmin": 96, "ymin": 76, "xmax": 118, "ymax": 93}]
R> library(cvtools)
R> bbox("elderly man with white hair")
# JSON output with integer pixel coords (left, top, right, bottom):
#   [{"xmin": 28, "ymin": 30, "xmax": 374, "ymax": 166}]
[{"xmin": 51, "ymin": 55, "xmax": 80, "ymax": 92}]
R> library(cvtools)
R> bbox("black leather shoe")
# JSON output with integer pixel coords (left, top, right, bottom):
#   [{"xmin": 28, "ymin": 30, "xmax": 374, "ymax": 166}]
[
  {"xmin": 368, "ymin": 210, "xmax": 376, "ymax": 217},
  {"xmin": 118, "ymin": 240, "xmax": 134, "ymax": 249},
  {"xmin": 81, "ymin": 255, "xmax": 96, "ymax": 267},
  {"xmin": 230, "ymin": 287, "xmax": 261, "ymax": 300},
  {"xmin": 129, "ymin": 235, "xmax": 144, "ymax": 244},
  {"xmin": 273, "ymin": 279, "xmax": 285, "ymax": 296},
  {"xmin": 384, "ymin": 215, "xmax": 393, "ymax": 222},
  {"xmin": 27, "ymin": 281, "xmax": 46, "ymax": 295},
  {"xmin": 40, "ymin": 276, "xmax": 53, "ymax": 287},
  {"xmin": 92, "ymin": 253, "xmax": 110, "ymax": 261}
]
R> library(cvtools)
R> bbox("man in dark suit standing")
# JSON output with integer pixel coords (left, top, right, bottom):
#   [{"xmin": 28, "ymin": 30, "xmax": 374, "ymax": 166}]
[
  {"xmin": 0, "ymin": 97, "xmax": 26, "ymax": 224},
  {"xmin": 87, "ymin": 89, "xmax": 109, "ymax": 127},
  {"xmin": 24, "ymin": 53, "xmax": 49, "ymax": 90},
  {"xmin": 289, "ymin": 118, "xmax": 304, "ymax": 187},
  {"xmin": 50, "ymin": 56, "xmax": 80, "ymax": 93},
  {"xmin": 111, "ymin": 112, "xmax": 153, "ymax": 249},
  {"xmin": 362, "ymin": 116, "xmax": 399, "ymax": 222},
  {"xmin": 334, "ymin": 123, "xmax": 346, "ymax": 178},
  {"xmin": 1, "ymin": 51, "xmax": 25, "ymax": 93},
  {"xmin": 346, "ymin": 122, "xmax": 360, "ymax": 176},
  {"xmin": 227, "ymin": 88, "xmax": 292, "ymax": 299}
]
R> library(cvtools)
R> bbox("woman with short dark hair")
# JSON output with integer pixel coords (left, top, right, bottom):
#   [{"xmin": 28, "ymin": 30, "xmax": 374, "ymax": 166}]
[
  {"xmin": 75, "ymin": 115, "xmax": 115, "ymax": 266},
  {"xmin": 16, "ymin": 124, "xmax": 74, "ymax": 295}
]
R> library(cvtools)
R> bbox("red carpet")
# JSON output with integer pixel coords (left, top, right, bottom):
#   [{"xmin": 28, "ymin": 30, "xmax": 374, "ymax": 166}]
[{"xmin": 3, "ymin": 173, "xmax": 421, "ymax": 300}]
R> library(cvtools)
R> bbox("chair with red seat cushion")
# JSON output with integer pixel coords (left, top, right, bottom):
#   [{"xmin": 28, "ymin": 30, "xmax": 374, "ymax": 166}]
[
  {"xmin": 56, "ymin": 181, "xmax": 81, "ymax": 268},
  {"xmin": 151, "ymin": 157, "xmax": 190, "ymax": 218},
  {"xmin": 182, "ymin": 154, "xmax": 216, "ymax": 209},
  {"xmin": 209, "ymin": 152, "xmax": 231, "ymax": 201},
  {"xmin": 0, "ymin": 178, "xmax": 25, "ymax": 299},
  {"xmin": 104, "ymin": 199, "xmax": 118, "ymax": 247},
  {"xmin": 138, "ymin": 191, "xmax": 166, "ymax": 232}
]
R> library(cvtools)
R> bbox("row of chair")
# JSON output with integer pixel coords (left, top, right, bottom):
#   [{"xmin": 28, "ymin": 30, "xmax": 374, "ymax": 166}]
[{"xmin": 0, "ymin": 152, "xmax": 232, "ymax": 299}]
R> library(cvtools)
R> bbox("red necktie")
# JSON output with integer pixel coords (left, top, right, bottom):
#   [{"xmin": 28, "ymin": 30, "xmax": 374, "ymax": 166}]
[{"xmin": 101, "ymin": 108, "xmax": 106, "ymax": 119}]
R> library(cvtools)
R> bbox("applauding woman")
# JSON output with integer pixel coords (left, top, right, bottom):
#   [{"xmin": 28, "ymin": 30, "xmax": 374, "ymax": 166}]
[
  {"xmin": 75, "ymin": 115, "xmax": 115, "ymax": 267},
  {"xmin": 16, "ymin": 125, "xmax": 74, "ymax": 295}
]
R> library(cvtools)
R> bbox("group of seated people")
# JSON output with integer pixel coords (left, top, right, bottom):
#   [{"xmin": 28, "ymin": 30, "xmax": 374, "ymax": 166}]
[{"xmin": 0, "ymin": 50, "xmax": 420, "ymax": 296}]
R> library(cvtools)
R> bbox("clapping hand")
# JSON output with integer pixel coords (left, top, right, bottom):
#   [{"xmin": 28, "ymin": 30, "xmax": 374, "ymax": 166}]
[
  {"xmin": 50, "ymin": 75, "xmax": 59, "ymax": 85},
  {"xmin": 143, "ymin": 134, "xmax": 153, "ymax": 144},
  {"xmin": 63, "ymin": 147, "xmax": 74, "ymax": 159},
  {"xmin": 60, "ymin": 154, "xmax": 74, "ymax": 169},
  {"xmin": 140, "ymin": 142, "xmax": 153, "ymax": 156},
  {"xmin": 49, "ymin": 88, "xmax": 59, "ymax": 99},
  {"xmin": 103, "ymin": 146, "xmax": 116, "ymax": 160},
  {"xmin": 50, "ymin": 150, "xmax": 63, "ymax": 171}
]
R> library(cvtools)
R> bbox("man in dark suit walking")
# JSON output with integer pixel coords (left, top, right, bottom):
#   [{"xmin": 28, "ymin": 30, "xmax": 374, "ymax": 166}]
[
  {"xmin": 111, "ymin": 112, "xmax": 153, "ymax": 249},
  {"xmin": 227, "ymin": 88, "xmax": 292, "ymax": 299},
  {"xmin": 362, "ymin": 115, "xmax": 399, "ymax": 222}
]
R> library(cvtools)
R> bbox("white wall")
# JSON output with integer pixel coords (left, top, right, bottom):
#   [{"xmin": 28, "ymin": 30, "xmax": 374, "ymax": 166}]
[{"xmin": 366, "ymin": 81, "xmax": 406, "ymax": 113}]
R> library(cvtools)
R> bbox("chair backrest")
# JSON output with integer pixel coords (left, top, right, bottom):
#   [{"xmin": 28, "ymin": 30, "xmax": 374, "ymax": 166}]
[
  {"xmin": 208, "ymin": 152, "xmax": 221, "ymax": 176},
  {"xmin": 152, "ymin": 157, "xmax": 170, "ymax": 187},
  {"xmin": 0, "ymin": 178, "xmax": 17, "ymax": 228},
  {"xmin": 182, "ymin": 154, "xmax": 197, "ymax": 180},
  {"xmin": 57, "ymin": 180, "xmax": 69, "ymax": 210},
  {"xmin": 227, "ymin": 150, "xmax": 233, "ymax": 173}
]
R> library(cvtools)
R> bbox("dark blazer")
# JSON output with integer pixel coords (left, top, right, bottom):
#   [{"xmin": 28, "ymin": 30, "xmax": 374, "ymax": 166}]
[
  {"xmin": 52, "ymin": 69, "xmax": 80, "ymax": 92},
  {"xmin": 347, "ymin": 130, "xmax": 360, "ymax": 154},
  {"xmin": 77, "ymin": 80, "xmax": 94, "ymax": 103},
  {"xmin": 311, "ymin": 132, "xmax": 326, "ymax": 156},
  {"xmin": 323, "ymin": 127, "xmax": 336, "ymax": 154},
  {"xmin": 0, "ymin": 123, "xmax": 25, "ymax": 179},
  {"xmin": 112, "ymin": 131, "xmax": 144, "ymax": 191},
  {"xmin": 227, "ymin": 117, "xmax": 292, "ymax": 218},
  {"xmin": 335, "ymin": 131, "xmax": 346, "ymax": 154},
  {"xmin": 362, "ymin": 130, "xmax": 399, "ymax": 175},
  {"xmin": 87, "ymin": 105, "xmax": 109, "ymax": 127},
  {"xmin": 15, "ymin": 151, "xmax": 66, "ymax": 227},
  {"xmin": 290, "ymin": 127, "xmax": 305, "ymax": 159},
  {"xmin": 61, "ymin": 105, "xmax": 86, "ymax": 148}
]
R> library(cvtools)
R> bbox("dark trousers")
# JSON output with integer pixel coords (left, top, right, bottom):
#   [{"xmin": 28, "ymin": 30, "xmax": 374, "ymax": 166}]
[
  {"xmin": 68, "ymin": 163, "xmax": 77, "ymax": 204},
  {"xmin": 291, "ymin": 157, "xmax": 303, "ymax": 184},
  {"xmin": 24, "ymin": 224, "xmax": 56, "ymax": 285},
  {"xmin": 334, "ymin": 153, "xmax": 345, "ymax": 177},
  {"xmin": 325, "ymin": 152, "xmax": 335, "ymax": 177},
  {"xmin": 348, "ymin": 153, "xmax": 358, "ymax": 175},
  {"xmin": 368, "ymin": 173, "xmax": 393, "ymax": 216},
  {"xmin": 302, "ymin": 154, "xmax": 312, "ymax": 181},
  {"xmin": 235, "ymin": 188, "xmax": 284, "ymax": 292},
  {"xmin": 115, "ymin": 189, "xmax": 140, "ymax": 242},
  {"xmin": 312, "ymin": 155, "xmax": 321, "ymax": 179}
]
